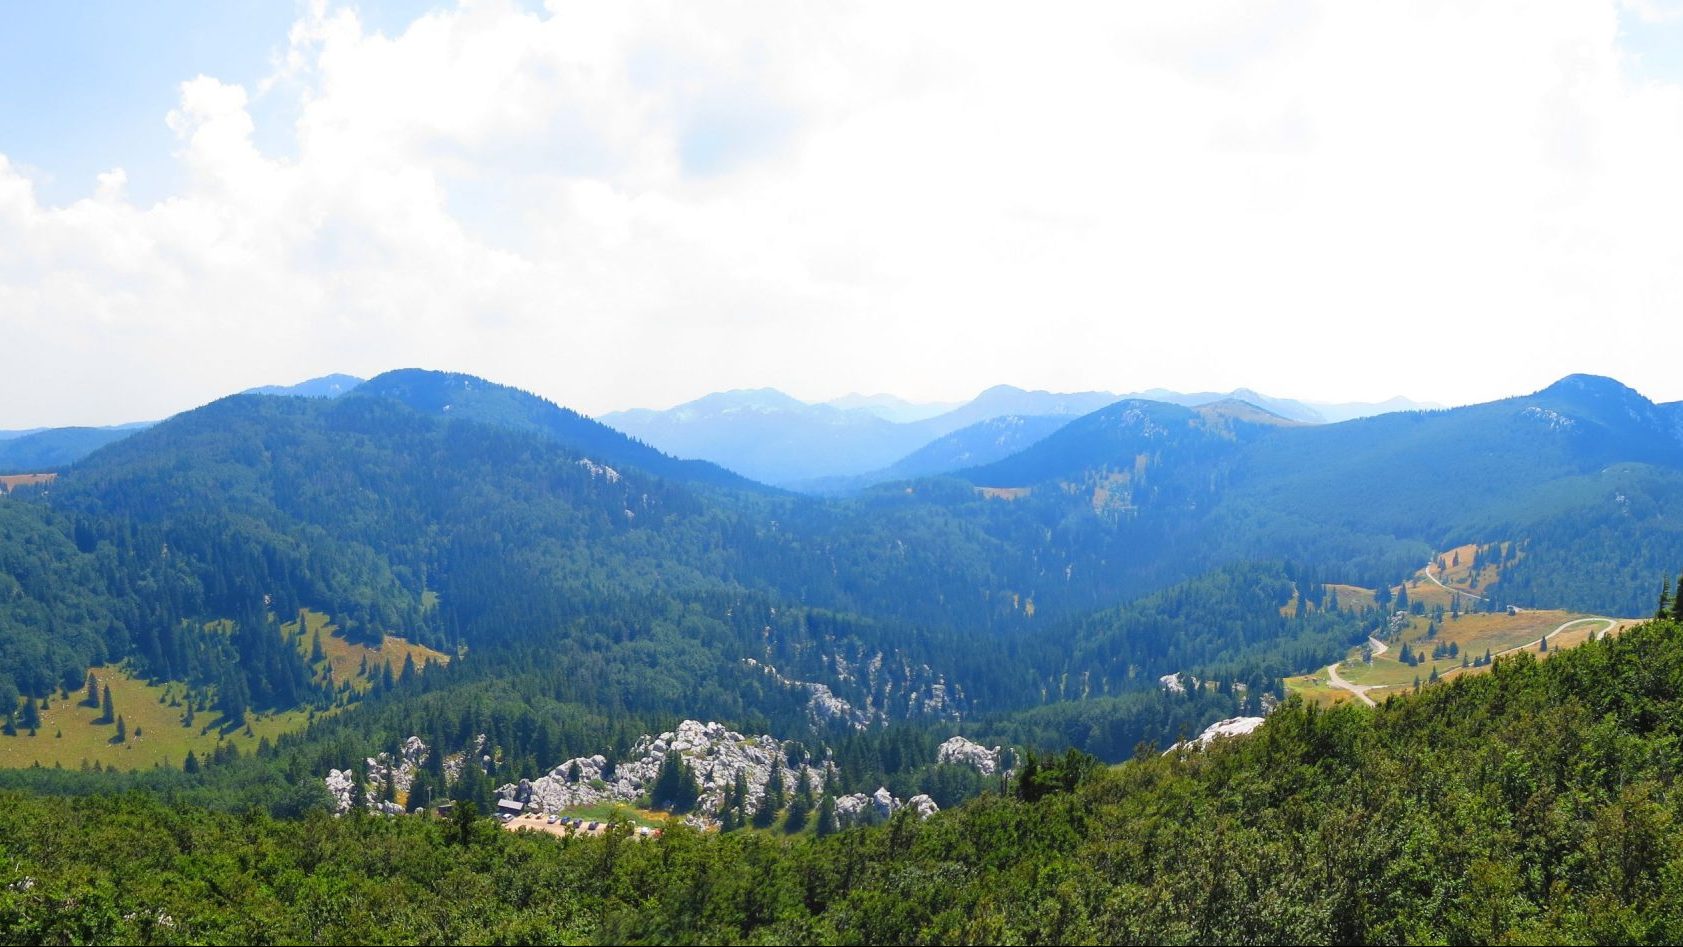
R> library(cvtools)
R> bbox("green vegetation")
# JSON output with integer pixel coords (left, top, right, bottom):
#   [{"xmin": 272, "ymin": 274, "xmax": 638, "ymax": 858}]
[
  {"xmin": 10, "ymin": 368, "xmax": 1683, "ymax": 942},
  {"xmin": 0, "ymin": 665, "xmax": 307, "ymax": 771},
  {"xmin": 9, "ymin": 618, "xmax": 1683, "ymax": 942}
]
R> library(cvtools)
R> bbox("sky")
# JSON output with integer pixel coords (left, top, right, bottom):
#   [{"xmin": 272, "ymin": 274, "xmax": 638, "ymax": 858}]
[{"xmin": 4, "ymin": 0, "xmax": 1683, "ymax": 426}]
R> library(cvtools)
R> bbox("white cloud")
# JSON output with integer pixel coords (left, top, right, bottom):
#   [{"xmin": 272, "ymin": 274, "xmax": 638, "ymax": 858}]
[{"xmin": 4, "ymin": 0, "xmax": 1683, "ymax": 426}]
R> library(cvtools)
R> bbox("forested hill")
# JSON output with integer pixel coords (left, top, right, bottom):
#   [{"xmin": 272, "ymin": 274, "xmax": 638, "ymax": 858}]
[
  {"xmin": 9, "ymin": 615, "xmax": 1683, "ymax": 943},
  {"xmin": 0, "ymin": 380, "xmax": 1184, "ymax": 749},
  {"xmin": 936, "ymin": 374, "xmax": 1683, "ymax": 616},
  {"xmin": 356, "ymin": 369, "xmax": 759, "ymax": 490},
  {"xmin": 5, "ymin": 366, "xmax": 1683, "ymax": 802}
]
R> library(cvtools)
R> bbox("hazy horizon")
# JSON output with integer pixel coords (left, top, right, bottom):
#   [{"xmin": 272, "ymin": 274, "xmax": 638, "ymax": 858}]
[{"xmin": 6, "ymin": 2, "xmax": 1683, "ymax": 426}]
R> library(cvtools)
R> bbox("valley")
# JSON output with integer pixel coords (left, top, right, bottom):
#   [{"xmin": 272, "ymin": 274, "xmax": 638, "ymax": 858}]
[{"xmin": 4, "ymin": 368, "xmax": 1683, "ymax": 943}]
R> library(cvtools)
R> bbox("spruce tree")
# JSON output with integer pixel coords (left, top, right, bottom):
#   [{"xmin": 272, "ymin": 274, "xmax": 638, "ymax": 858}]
[
  {"xmin": 115, "ymin": 715, "xmax": 126, "ymax": 743},
  {"xmin": 85, "ymin": 672, "xmax": 100, "ymax": 707},
  {"xmin": 20, "ymin": 696, "xmax": 40, "ymax": 733},
  {"xmin": 816, "ymin": 795, "xmax": 839, "ymax": 837},
  {"xmin": 795, "ymin": 765, "xmax": 815, "ymax": 808},
  {"xmin": 100, "ymin": 684, "xmax": 114, "ymax": 724},
  {"xmin": 310, "ymin": 629, "xmax": 326, "ymax": 664},
  {"xmin": 784, "ymin": 794, "xmax": 810, "ymax": 833},
  {"xmin": 183, "ymin": 750, "xmax": 200, "ymax": 774},
  {"xmin": 753, "ymin": 766, "xmax": 785, "ymax": 829}
]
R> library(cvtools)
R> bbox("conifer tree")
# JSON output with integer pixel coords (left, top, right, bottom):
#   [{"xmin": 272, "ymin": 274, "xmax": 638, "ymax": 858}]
[
  {"xmin": 101, "ymin": 684, "xmax": 114, "ymax": 724},
  {"xmin": 753, "ymin": 766, "xmax": 785, "ymax": 828},
  {"xmin": 115, "ymin": 715, "xmax": 126, "ymax": 743},
  {"xmin": 85, "ymin": 672, "xmax": 100, "ymax": 707},
  {"xmin": 816, "ymin": 794, "xmax": 839, "ymax": 837}
]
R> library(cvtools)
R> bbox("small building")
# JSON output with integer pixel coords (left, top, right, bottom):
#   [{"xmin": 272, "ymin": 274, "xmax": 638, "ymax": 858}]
[{"xmin": 496, "ymin": 798, "xmax": 526, "ymax": 819}]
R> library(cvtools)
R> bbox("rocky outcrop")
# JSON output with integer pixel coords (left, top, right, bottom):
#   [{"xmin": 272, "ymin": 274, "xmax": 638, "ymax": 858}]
[
  {"xmin": 1160, "ymin": 672, "xmax": 1203, "ymax": 694},
  {"xmin": 1193, "ymin": 716, "xmax": 1265, "ymax": 746},
  {"xmin": 324, "ymin": 734, "xmax": 490, "ymax": 814},
  {"xmin": 575, "ymin": 458, "xmax": 622, "ymax": 483},
  {"xmin": 745, "ymin": 659, "xmax": 876, "ymax": 729},
  {"xmin": 832, "ymin": 786, "xmax": 940, "ymax": 827},
  {"xmin": 324, "ymin": 768, "xmax": 356, "ymax": 815},
  {"xmin": 501, "ymin": 719, "xmax": 832, "ymax": 822},
  {"xmin": 936, "ymin": 736, "xmax": 1004, "ymax": 775},
  {"xmin": 906, "ymin": 794, "xmax": 940, "ymax": 819},
  {"xmin": 328, "ymin": 719, "xmax": 949, "ymax": 828},
  {"xmin": 1165, "ymin": 716, "xmax": 1267, "ymax": 755}
]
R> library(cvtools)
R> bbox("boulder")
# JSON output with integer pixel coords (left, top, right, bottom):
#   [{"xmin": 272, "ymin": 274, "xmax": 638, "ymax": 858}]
[{"xmin": 936, "ymin": 736, "xmax": 1003, "ymax": 775}]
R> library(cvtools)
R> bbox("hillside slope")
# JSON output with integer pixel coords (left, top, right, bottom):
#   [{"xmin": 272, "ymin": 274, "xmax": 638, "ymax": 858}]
[{"xmin": 9, "ymin": 615, "xmax": 1683, "ymax": 943}]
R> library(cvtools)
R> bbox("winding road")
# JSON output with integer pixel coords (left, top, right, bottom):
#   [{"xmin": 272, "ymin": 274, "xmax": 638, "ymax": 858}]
[
  {"xmin": 1325, "ymin": 636, "xmax": 1392, "ymax": 707},
  {"xmin": 1491, "ymin": 616, "xmax": 1617, "ymax": 658},
  {"xmin": 1321, "ymin": 564, "xmax": 1622, "ymax": 706},
  {"xmin": 1326, "ymin": 661, "xmax": 1380, "ymax": 707},
  {"xmin": 1423, "ymin": 562, "xmax": 1487, "ymax": 601}
]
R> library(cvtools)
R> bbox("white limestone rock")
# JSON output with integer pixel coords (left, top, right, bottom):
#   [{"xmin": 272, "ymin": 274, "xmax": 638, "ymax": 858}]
[
  {"xmin": 1194, "ymin": 716, "xmax": 1265, "ymax": 746},
  {"xmin": 501, "ymin": 719, "xmax": 832, "ymax": 824},
  {"xmin": 831, "ymin": 786, "xmax": 937, "ymax": 827},
  {"xmin": 324, "ymin": 768, "xmax": 355, "ymax": 814},
  {"xmin": 936, "ymin": 736, "xmax": 1003, "ymax": 775},
  {"xmin": 1165, "ymin": 716, "xmax": 1267, "ymax": 755}
]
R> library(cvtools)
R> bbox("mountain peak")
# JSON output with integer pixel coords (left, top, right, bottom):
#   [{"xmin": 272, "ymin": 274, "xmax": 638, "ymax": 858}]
[
  {"xmin": 699, "ymin": 388, "xmax": 811, "ymax": 411},
  {"xmin": 1534, "ymin": 374, "xmax": 1649, "ymax": 405},
  {"xmin": 245, "ymin": 373, "xmax": 364, "ymax": 399}
]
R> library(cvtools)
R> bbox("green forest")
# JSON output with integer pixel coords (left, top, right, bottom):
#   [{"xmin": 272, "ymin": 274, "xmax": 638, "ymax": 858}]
[
  {"xmin": 6, "ymin": 370, "xmax": 1683, "ymax": 944},
  {"xmin": 8, "ymin": 615, "xmax": 1683, "ymax": 944}
]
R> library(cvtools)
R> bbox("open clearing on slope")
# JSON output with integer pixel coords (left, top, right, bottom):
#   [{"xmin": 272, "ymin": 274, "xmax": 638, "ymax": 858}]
[
  {"xmin": 0, "ymin": 611, "xmax": 450, "ymax": 772},
  {"xmin": 282, "ymin": 609, "xmax": 450, "ymax": 693},
  {"xmin": 1290, "ymin": 610, "xmax": 1627, "ymax": 707},
  {"xmin": 0, "ymin": 665, "xmax": 309, "ymax": 771},
  {"xmin": 0, "ymin": 473, "xmax": 55, "ymax": 492},
  {"xmin": 1334, "ymin": 610, "xmax": 1585, "ymax": 691},
  {"xmin": 1286, "ymin": 544, "xmax": 1627, "ymax": 708}
]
